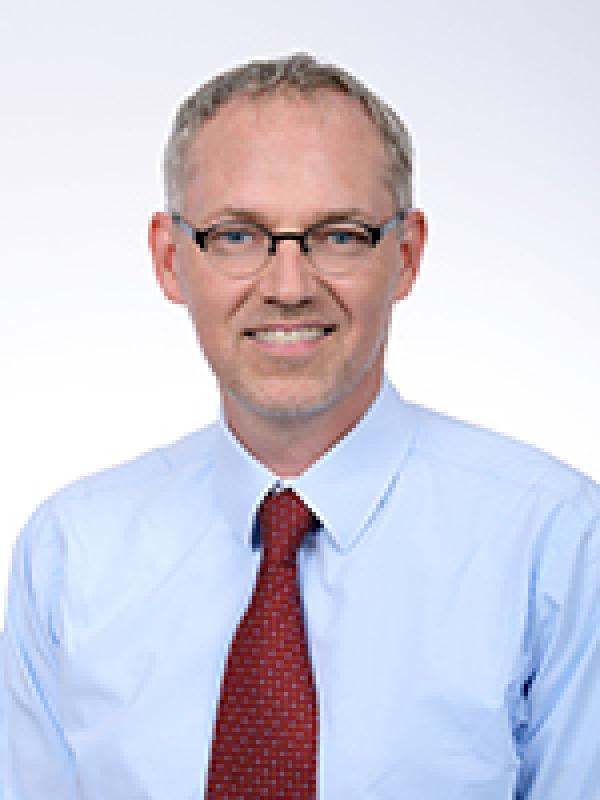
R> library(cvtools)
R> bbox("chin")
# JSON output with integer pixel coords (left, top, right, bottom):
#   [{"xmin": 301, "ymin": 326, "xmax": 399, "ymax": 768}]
[{"xmin": 229, "ymin": 379, "xmax": 342, "ymax": 421}]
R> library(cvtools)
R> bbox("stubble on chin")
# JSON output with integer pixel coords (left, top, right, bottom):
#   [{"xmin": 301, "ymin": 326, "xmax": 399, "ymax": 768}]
[{"xmin": 222, "ymin": 369, "xmax": 350, "ymax": 423}]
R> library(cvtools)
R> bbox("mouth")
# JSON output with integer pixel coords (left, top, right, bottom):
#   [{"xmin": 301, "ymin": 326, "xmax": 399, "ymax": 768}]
[
  {"xmin": 242, "ymin": 325, "xmax": 337, "ymax": 353},
  {"xmin": 243, "ymin": 325, "xmax": 337, "ymax": 341}
]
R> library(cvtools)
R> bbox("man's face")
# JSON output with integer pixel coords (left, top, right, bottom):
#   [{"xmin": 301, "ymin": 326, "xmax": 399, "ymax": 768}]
[{"xmin": 151, "ymin": 89, "xmax": 423, "ymax": 425}]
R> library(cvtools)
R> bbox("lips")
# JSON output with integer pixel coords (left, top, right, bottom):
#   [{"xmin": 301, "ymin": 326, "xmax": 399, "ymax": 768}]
[{"xmin": 243, "ymin": 324, "xmax": 337, "ymax": 337}]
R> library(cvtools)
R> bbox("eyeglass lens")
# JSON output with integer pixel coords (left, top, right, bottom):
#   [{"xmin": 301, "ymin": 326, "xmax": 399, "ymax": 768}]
[{"xmin": 204, "ymin": 220, "xmax": 373, "ymax": 277}]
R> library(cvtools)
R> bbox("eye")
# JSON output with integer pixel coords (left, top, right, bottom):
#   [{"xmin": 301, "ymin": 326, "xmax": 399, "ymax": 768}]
[
  {"xmin": 311, "ymin": 224, "xmax": 370, "ymax": 252},
  {"xmin": 327, "ymin": 230, "xmax": 362, "ymax": 245},
  {"xmin": 207, "ymin": 223, "xmax": 264, "ymax": 253},
  {"xmin": 216, "ymin": 228, "xmax": 252, "ymax": 244}
]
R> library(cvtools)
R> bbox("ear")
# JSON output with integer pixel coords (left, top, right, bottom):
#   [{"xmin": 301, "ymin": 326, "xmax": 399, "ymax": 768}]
[
  {"xmin": 393, "ymin": 209, "xmax": 427, "ymax": 303},
  {"xmin": 148, "ymin": 211, "xmax": 187, "ymax": 305}
]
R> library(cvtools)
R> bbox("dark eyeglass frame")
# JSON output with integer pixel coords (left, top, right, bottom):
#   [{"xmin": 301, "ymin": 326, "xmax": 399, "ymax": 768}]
[{"xmin": 170, "ymin": 210, "xmax": 409, "ymax": 256}]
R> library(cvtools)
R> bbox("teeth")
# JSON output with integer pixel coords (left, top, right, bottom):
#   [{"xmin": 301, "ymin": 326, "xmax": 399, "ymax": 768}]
[{"xmin": 252, "ymin": 327, "xmax": 331, "ymax": 342}]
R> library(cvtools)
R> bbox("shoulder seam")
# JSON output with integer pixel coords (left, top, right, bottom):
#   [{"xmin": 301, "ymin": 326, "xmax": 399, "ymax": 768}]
[{"xmin": 408, "ymin": 403, "xmax": 586, "ymax": 502}]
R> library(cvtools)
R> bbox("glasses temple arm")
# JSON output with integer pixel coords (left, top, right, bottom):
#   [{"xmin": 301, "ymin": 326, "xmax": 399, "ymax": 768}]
[{"xmin": 171, "ymin": 213, "xmax": 198, "ymax": 241}]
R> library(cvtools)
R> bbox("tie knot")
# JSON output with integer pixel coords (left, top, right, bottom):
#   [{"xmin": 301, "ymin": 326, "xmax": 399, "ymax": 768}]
[{"xmin": 258, "ymin": 488, "xmax": 318, "ymax": 565}]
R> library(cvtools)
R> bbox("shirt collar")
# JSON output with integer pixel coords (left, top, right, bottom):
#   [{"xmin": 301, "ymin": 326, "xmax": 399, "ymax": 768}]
[{"xmin": 213, "ymin": 371, "xmax": 417, "ymax": 554}]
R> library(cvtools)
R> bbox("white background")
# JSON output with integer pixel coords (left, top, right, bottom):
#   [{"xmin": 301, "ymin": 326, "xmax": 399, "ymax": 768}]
[{"xmin": 1, "ymin": 0, "xmax": 598, "ymax": 618}]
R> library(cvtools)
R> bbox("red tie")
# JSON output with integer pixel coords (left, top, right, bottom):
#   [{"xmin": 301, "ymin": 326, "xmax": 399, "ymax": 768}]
[{"xmin": 205, "ymin": 488, "xmax": 320, "ymax": 799}]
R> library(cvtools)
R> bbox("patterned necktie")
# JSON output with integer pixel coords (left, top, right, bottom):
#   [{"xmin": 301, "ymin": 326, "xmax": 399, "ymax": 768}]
[{"xmin": 205, "ymin": 487, "xmax": 320, "ymax": 799}]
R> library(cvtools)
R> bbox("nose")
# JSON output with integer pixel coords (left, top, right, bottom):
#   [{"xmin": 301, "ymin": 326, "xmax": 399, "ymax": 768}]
[{"xmin": 257, "ymin": 237, "xmax": 318, "ymax": 307}]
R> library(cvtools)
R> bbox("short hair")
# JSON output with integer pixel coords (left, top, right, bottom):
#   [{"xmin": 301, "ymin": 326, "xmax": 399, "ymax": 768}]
[{"xmin": 162, "ymin": 52, "xmax": 414, "ymax": 215}]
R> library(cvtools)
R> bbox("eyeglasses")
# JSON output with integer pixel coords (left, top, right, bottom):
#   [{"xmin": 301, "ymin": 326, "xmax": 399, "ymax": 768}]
[{"xmin": 170, "ymin": 210, "xmax": 408, "ymax": 278}]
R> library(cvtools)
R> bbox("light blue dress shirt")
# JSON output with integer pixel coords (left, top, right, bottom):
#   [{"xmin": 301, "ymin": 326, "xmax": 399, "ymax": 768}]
[{"xmin": 3, "ymin": 372, "xmax": 600, "ymax": 799}]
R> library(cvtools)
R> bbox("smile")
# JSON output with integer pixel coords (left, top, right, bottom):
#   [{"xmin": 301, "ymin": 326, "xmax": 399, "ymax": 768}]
[
  {"xmin": 243, "ymin": 326, "xmax": 336, "ymax": 353},
  {"xmin": 244, "ymin": 326, "xmax": 336, "ymax": 342}
]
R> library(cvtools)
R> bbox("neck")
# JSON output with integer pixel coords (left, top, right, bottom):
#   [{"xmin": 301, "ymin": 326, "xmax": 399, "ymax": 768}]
[{"xmin": 221, "ymin": 367, "xmax": 384, "ymax": 478}]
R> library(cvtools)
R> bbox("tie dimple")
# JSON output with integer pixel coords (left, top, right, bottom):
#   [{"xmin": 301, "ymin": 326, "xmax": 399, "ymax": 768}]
[{"xmin": 205, "ymin": 488, "xmax": 320, "ymax": 799}]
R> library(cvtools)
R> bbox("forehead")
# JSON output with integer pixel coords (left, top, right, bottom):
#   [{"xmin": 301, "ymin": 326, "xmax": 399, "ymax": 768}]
[{"xmin": 182, "ymin": 89, "xmax": 391, "ymax": 221}]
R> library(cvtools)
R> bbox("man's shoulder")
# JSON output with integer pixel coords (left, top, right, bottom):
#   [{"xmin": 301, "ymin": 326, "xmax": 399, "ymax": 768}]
[
  {"xmin": 6, "ymin": 421, "xmax": 225, "ymax": 652},
  {"xmin": 11, "ymin": 420, "xmax": 223, "ymax": 610},
  {"xmin": 407, "ymin": 399, "xmax": 596, "ymax": 501},
  {"xmin": 39, "ymin": 419, "xmax": 222, "ymax": 524}
]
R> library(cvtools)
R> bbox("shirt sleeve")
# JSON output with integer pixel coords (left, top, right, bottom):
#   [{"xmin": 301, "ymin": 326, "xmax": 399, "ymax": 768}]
[
  {"xmin": 514, "ymin": 475, "xmax": 600, "ymax": 798},
  {"xmin": 0, "ymin": 634, "xmax": 6, "ymax": 800},
  {"xmin": 3, "ymin": 500, "xmax": 76, "ymax": 799}
]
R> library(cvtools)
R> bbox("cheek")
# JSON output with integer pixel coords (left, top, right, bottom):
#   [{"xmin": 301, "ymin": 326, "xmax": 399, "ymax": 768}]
[
  {"xmin": 349, "ymin": 276, "xmax": 394, "ymax": 333},
  {"xmin": 184, "ymin": 279, "xmax": 251, "ymax": 363},
  {"xmin": 181, "ymin": 268, "xmax": 226, "ymax": 327}
]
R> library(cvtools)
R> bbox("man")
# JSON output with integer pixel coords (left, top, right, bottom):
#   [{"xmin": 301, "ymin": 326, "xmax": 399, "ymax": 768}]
[{"xmin": 3, "ymin": 53, "xmax": 599, "ymax": 799}]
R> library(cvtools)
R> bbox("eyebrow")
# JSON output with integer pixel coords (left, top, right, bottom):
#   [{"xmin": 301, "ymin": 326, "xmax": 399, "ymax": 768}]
[{"xmin": 198, "ymin": 206, "xmax": 377, "ymax": 227}]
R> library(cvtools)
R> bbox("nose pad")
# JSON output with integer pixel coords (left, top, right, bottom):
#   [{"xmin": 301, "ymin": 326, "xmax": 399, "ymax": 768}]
[{"xmin": 269, "ymin": 233, "xmax": 309, "ymax": 258}]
